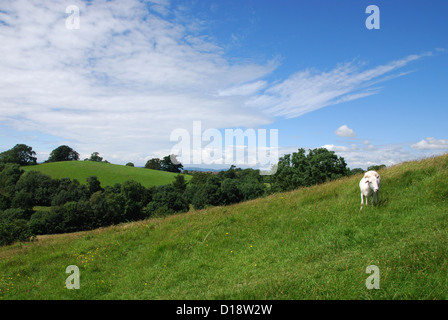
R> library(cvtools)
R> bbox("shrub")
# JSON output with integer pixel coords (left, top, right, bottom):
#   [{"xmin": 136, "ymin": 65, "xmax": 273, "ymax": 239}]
[
  {"xmin": 146, "ymin": 185, "xmax": 189, "ymax": 216},
  {"xmin": 220, "ymin": 178, "xmax": 243, "ymax": 205},
  {"xmin": 0, "ymin": 218, "xmax": 31, "ymax": 246},
  {"xmin": 29, "ymin": 209, "xmax": 64, "ymax": 235}
]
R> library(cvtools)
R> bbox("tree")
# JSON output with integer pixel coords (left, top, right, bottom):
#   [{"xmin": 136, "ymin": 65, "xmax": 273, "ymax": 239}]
[
  {"xmin": 189, "ymin": 171, "xmax": 211, "ymax": 186},
  {"xmin": 86, "ymin": 176, "xmax": 103, "ymax": 195},
  {"xmin": 160, "ymin": 155, "xmax": 183, "ymax": 173},
  {"xmin": 0, "ymin": 144, "xmax": 37, "ymax": 166},
  {"xmin": 306, "ymin": 148, "xmax": 349, "ymax": 185},
  {"xmin": 349, "ymin": 168, "xmax": 364, "ymax": 176},
  {"xmin": 126, "ymin": 162, "xmax": 134, "ymax": 167},
  {"xmin": 0, "ymin": 163, "xmax": 24, "ymax": 209},
  {"xmin": 172, "ymin": 174, "xmax": 187, "ymax": 192},
  {"xmin": 192, "ymin": 175, "xmax": 222, "ymax": 209},
  {"xmin": 145, "ymin": 158, "xmax": 161, "ymax": 170},
  {"xmin": 47, "ymin": 145, "xmax": 79, "ymax": 162},
  {"xmin": 220, "ymin": 178, "xmax": 243, "ymax": 205},
  {"xmin": 271, "ymin": 147, "xmax": 349, "ymax": 192},
  {"xmin": 146, "ymin": 185, "xmax": 189, "ymax": 216},
  {"xmin": 15, "ymin": 170, "xmax": 58, "ymax": 206},
  {"xmin": 88, "ymin": 152, "xmax": 103, "ymax": 162}
]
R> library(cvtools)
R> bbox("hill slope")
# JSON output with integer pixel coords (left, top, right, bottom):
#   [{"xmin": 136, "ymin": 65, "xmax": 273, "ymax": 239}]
[
  {"xmin": 2, "ymin": 154, "xmax": 448, "ymax": 299},
  {"xmin": 22, "ymin": 161, "xmax": 190, "ymax": 188}
]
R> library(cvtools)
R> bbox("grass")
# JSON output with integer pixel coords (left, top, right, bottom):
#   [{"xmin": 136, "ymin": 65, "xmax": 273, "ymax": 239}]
[
  {"xmin": 2, "ymin": 154, "xmax": 448, "ymax": 299},
  {"xmin": 21, "ymin": 161, "xmax": 191, "ymax": 188}
]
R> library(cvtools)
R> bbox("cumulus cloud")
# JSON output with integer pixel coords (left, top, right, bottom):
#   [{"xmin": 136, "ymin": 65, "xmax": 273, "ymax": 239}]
[
  {"xmin": 321, "ymin": 144, "xmax": 352, "ymax": 152},
  {"xmin": 0, "ymin": 0, "xmax": 275, "ymax": 164},
  {"xmin": 335, "ymin": 125, "xmax": 355, "ymax": 138},
  {"xmin": 411, "ymin": 137, "xmax": 448, "ymax": 150}
]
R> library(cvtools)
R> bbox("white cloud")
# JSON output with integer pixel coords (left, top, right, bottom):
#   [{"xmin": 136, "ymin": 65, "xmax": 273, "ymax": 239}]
[
  {"xmin": 250, "ymin": 53, "xmax": 430, "ymax": 118},
  {"xmin": 321, "ymin": 144, "xmax": 352, "ymax": 152},
  {"xmin": 218, "ymin": 80, "xmax": 268, "ymax": 97},
  {"xmin": 335, "ymin": 124, "xmax": 355, "ymax": 138},
  {"xmin": 411, "ymin": 137, "xmax": 448, "ymax": 150},
  {"xmin": 0, "ymin": 0, "xmax": 275, "ymax": 165}
]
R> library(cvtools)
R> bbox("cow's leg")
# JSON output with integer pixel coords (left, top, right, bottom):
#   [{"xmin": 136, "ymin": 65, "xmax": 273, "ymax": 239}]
[
  {"xmin": 360, "ymin": 193, "xmax": 364, "ymax": 210},
  {"xmin": 374, "ymin": 191, "xmax": 379, "ymax": 206}
]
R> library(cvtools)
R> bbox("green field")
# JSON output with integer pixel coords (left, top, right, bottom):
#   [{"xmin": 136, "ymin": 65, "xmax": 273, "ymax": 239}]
[
  {"xmin": 21, "ymin": 161, "xmax": 191, "ymax": 188},
  {"xmin": 2, "ymin": 154, "xmax": 448, "ymax": 299}
]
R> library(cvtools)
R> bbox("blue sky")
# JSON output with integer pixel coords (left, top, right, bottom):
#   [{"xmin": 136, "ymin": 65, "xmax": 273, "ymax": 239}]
[{"xmin": 0, "ymin": 0, "xmax": 447, "ymax": 169}]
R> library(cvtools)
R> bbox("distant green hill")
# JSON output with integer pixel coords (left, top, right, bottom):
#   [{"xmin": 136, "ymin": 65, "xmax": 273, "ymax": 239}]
[
  {"xmin": 3, "ymin": 154, "xmax": 448, "ymax": 299},
  {"xmin": 22, "ymin": 161, "xmax": 190, "ymax": 188}
]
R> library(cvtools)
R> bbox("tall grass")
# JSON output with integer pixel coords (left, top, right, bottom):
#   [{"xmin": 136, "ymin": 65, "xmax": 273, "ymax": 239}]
[{"xmin": 2, "ymin": 154, "xmax": 447, "ymax": 299}]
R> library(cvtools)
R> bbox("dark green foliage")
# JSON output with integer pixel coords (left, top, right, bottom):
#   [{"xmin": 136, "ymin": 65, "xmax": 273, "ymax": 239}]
[
  {"xmin": 0, "ymin": 208, "xmax": 30, "ymax": 221},
  {"xmin": 89, "ymin": 152, "xmax": 103, "ymax": 162},
  {"xmin": 189, "ymin": 171, "xmax": 211, "ymax": 186},
  {"xmin": 172, "ymin": 174, "xmax": 187, "ymax": 192},
  {"xmin": 145, "ymin": 158, "xmax": 161, "ymax": 170},
  {"xmin": 349, "ymin": 168, "xmax": 364, "ymax": 175},
  {"xmin": 195, "ymin": 175, "xmax": 223, "ymax": 208},
  {"xmin": 104, "ymin": 191, "xmax": 126, "ymax": 224},
  {"xmin": 0, "ymin": 208, "xmax": 33, "ymax": 246},
  {"xmin": 146, "ymin": 185, "xmax": 189, "ymax": 217},
  {"xmin": 239, "ymin": 179, "xmax": 267, "ymax": 201},
  {"xmin": 120, "ymin": 180, "xmax": 147, "ymax": 221},
  {"xmin": 220, "ymin": 178, "xmax": 243, "ymax": 205},
  {"xmin": 0, "ymin": 144, "xmax": 37, "ymax": 166},
  {"xmin": 121, "ymin": 180, "xmax": 146, "ymax": 203},
  {"xmin": 11, "ymin": 189, "xmax": 34, "ymax": 210},
  {"xmin": 368, "ymin": 164, "xmax": 387, "ymax": 171},
  {"xmin": 15, "ymin": 170, "xmax": 58, "ymax": 206},
  {"xmin": 0, "ymin": 216, "xmax": 31, "ymax": 246},
  {"xmin": 271, "ymin": 147, "xmax": 349, "ymax": 192},
  {"xmin": 160, "ymin": 155, "xmax": 183, "ymax": 173},
  {"xmin": 87, "ymin": 176, "xmax": 103, "ymax": 195},
  {"xmin": 46, "ymin": 145, "xmax": 80, "ymax": 162},
  {"xmin": 51, "ymin": 179, "xmax": 89, "ymax": 206},
  {"xmin": 0, "ymin": 163, "xmax": 24, "ymax": 210},
  {"xmin": 28, "ymin": 209, "xmax": 64, "ymax": 235}
]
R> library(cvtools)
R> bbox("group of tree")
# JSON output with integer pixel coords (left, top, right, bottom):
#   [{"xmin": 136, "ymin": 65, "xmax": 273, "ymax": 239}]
[
  {"xmin": 0, "ymin": 144, "xmax": 111, "ymax": 165},
  {"xmin": 145, "ymin": 155, "xmax": 183, "ymax": 173},
  {"xmin": 267, "ymin": 148, "xmax": 350, "ymax": 192},
  {"xmin": 0, "ymin": 144, "xmax": 37, "ymax": 166},
  {"xmin": 0, "ymin": 144, "xmax": 186, "ymax": 173}
]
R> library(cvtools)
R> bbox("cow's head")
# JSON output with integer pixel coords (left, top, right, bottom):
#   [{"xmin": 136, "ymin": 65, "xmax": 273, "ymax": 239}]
[{"xmin": 365, "ymin": 174, "xmax": 379, "ymax": 193}]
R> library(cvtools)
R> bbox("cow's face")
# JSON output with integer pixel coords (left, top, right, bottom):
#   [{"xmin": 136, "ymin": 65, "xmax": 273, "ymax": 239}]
[{"xmin": 365, "ymin": 175, "xmax": 379, "ymax": 193}]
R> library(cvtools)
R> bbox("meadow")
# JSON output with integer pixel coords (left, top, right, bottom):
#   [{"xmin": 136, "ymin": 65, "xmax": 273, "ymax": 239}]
[
  {"xmin": 22, "ymin": 161, "xmax": 191, "ymax": 188},
  {"xmin": 1, "ymin": 154, "xmax": 447, "ymax": 299}
]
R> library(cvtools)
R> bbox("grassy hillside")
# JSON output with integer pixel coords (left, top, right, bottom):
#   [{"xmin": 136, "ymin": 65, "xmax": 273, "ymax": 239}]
[
  {"xmin": 2, "ymin": 154, "xmax": 448, "ymax": 300},
  {"xmin": 21, "ymin": 161, "xmax": 191, "ymax": 188}
]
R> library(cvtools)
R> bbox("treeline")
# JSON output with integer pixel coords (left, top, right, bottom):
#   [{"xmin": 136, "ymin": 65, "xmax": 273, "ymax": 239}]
[
  {"xmin": 1, "ymin": 143, "xmax": 383, "ymax": 246},
  {"xmin": 0, "ymin": 144, "xmax": 184, "ymax": 173}
]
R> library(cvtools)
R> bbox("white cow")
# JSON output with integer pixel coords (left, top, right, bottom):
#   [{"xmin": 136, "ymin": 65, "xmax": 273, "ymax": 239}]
[{"xmin": 359, "ymin": 170, "xmax": 381, "ymax": 210}]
